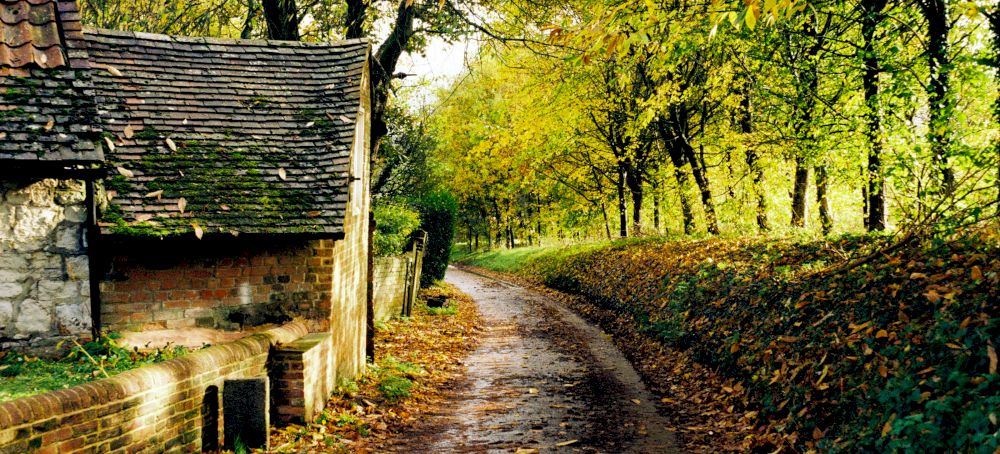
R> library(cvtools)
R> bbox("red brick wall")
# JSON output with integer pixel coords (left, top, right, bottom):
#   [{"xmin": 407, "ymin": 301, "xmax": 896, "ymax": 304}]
[
  {"xmin": 270, "ymin": 333, "xmax": 335, "ymax": 424},
  {"xmin": 99, "ymin": 239, "xmax": 337, "ymax": 333},
  {"xmin": 0, "ymin": 321, "xmax": 308, "ymax": 454}
]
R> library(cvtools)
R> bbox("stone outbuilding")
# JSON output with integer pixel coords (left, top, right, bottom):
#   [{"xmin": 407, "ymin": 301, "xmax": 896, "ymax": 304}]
[{"xmin": 1, "ymin": 0, "xmax": 372, "ymax": 378}]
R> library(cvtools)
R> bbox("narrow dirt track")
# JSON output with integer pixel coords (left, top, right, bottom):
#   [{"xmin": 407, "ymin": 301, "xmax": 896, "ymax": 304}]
[{"xmin": 387, "ymin": 267, "xmax": 680, "ymax": 453}]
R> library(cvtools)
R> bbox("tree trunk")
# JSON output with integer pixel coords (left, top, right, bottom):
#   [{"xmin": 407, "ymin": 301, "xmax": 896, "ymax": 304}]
[
  {"xmin": 241, "ymin": 0, "xmax": 259, "ymax": 39},
  {"xmin": 370, "ymin": 2, "xmax": 416, "ymax": 153},
  {"xmin": 790, "ymin": 14, "xmax": 823, "ymax": 230},
  {"xmin": 791, "ymin": 158, "xmax": 810, "ymax": 228},
  {"xmin": 862, "ymin": 0, "xmax": 889, "ymax": 231},
  {"xmin": 671, "ymin": 165, "xmax": 695, "ymax": 235},
  {"xmin": 682, "ymin": 143, "xmax": 720, "ymax": 235},
  {"xmin": 922, "ymin": 0, "xmax": 955, "ymax": 191},
  {"xmin": 344, "ymin": 0, "xmax": 366, "ymax": 39},
  {"xmin": 626, "ymin": 166, "xmax": 643, "ymax": 236},
  {"xmin": 617, "ymin": 165, "xmax": 629, "ymax": 238},
  {"xmin": 862, "ymin": 161, "xmax": 870, "ymax": 229},
  {"xmin": 262, "ymin": 0, "xmax": 299, "ymax": 40},
  {"xmin": 816, "ymin": 165, "xmax": 833, "ymax": 235},
  {"xmin": 657, "ymin": 120, "xmax": 695, "ymax": 235},
  {"xmin": 739, "ymin": 83, "xmax": 769, "ymax": 232},
  {"xmin": 989, "ymin": 10, "xmax": 1000, "ymax": 213},
  {"xmin": 652, "ymin": 181, "xmax": 661, "ymax": 233},
  {"xmin": 601, "ymin": 202, "xmax": 613, "ymax": 240}
]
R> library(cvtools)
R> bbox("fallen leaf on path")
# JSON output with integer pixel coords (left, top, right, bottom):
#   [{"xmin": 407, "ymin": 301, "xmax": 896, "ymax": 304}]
[
  {"xmin": 556, "ymin": 440, "xmax": 579, "ymax": 447},
  {"xmin": 989, "ymin": 344, "xmax": 997, "ymax": 375},
  {"xmin": 631, "ymin": 399, "xmax": 641, "ymax": 405},
  {"xmin": 527, "ymin": 388, "xmax": 539, "ymax": 394}
]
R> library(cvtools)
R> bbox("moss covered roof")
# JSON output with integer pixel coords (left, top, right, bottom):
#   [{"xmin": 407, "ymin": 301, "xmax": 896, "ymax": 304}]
[
  {"xmin": 0, "ymin": 0, "xmax": 103, "ymax": 166},
  {"xmin": 85, "ymin": 29, "xmax": 370, "ymax": 237}
]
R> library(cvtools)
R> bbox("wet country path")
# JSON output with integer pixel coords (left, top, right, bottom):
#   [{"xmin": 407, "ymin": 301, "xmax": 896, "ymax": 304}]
[{"xmin": 386, "ymin": 267, "xmax": 680, "ymax": 453}]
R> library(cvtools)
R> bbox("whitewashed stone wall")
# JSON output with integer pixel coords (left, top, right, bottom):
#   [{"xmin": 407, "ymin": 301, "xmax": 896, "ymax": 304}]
[{"xmin": 0, "ymin": 179, "xmax": 92, "ymax": 348}]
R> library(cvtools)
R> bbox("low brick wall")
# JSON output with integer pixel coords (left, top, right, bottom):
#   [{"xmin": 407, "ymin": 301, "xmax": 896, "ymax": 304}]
[
  {"xmin": 270, "ymin": 333, "xmax": 335, "ymax": 424},
  {"xmin": 372, "ymin": 256, "xmax": 408, "ymax": 323},
  {"xmin": 0, "ymin": 321, "xmax": 308, "ymax": 453}
]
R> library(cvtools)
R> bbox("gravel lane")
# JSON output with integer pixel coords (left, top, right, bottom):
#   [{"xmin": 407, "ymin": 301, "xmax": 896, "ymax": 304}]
[{"xmin": 387, "ymin": 267, "xmax": 680, "ymax": 453}]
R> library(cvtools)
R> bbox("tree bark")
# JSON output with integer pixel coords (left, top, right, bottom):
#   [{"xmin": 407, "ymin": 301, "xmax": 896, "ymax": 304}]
[
  {"xmin": 371, "ymin": 2, "xmax": 417, "ymax": 152},
  {"xmin": 816, "ymin": 165, "xmax": 833, "ymax": 235},
  {"xmin": 652, "ymin": 180, "xmax": 661, "ymax": 233},
  {"xmin": 616, "ymin": 165, "xmax": 629, "ymax": 238},
  {"xmin": 920, "ymin": 0, "xmax": 955, "ymax": 191},
  {"xmin": 989, "ymin": 10, "xmax": 1000, "ymax": 212},
  {"xmin": 626, "ymin": 164, "xmax": 644, "ymax": 235},
  {"xmin": 789, "ymin": 13, "xmax": 825, "ymax": 230},
  {"xmin": 791, "ymin": 158, "xmax": 810, "ymax": 228},
  {"xmin": 682, "ymin": 142, "xmax": 720, "ymax": 235},
  {"xmin": 344, "ymin": 0, "xmax": 367, "ymax": 39},
  {"xmin": 601, "ymin": 202, "xmax": 613, "ymax": 240},
  {"xmin": 862, "ymin": 0, "xmax": 889, "ymax": 231},
  {"xmin": 261, "ymin": 0, "xmax": 299, "ymax": 40},
  {"xmin": 241, "ymin": 0, "xmax": 259, "ymax": 39},
  {"xmin": 672, "ymin": 166, "xmax": 695, "ymax": 235},
  {"xmin": 739, "ymin": 83, "xmax": 769, "ymax": 232},
  {"xmin": 657, "ymin": 119, "xmax": 695, "ymax": 235}
]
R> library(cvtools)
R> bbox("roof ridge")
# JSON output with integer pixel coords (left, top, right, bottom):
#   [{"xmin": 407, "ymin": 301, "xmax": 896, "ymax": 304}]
[{"xmin": 84, "ymin": 27, "xmax": 371, "ymax": 49}]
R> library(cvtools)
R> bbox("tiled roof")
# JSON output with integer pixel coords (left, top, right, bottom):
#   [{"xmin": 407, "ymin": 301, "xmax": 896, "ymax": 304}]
[
  {"xmin": 0, "ymin": 0, "xmax": 102, "ymax": 166},
  {"xmin": 0, "ymin": 0, "xmax": 65, "ymax": 68},
  {"xmin": 85, "ymin": 29, "xmax": 370, "ymax": 237}
]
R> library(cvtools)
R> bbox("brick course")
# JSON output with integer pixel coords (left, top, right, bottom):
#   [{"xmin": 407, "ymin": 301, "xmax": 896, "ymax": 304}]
[
  {"xmin": 100, "ymin": 239, "xmax": 335, "ymax": 333},
  {"xmin": 270, "ymin": 333, "xmax": 335, "ymax": 425},
  {"xmin": 0, "ymin": 321, "xmax": 308, "ymax": 454}
]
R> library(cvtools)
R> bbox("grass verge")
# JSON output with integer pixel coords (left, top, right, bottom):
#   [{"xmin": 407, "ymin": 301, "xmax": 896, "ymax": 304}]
[{"xmin": 0, "ymin": 333, "xmax": 189, "ymax": 402}]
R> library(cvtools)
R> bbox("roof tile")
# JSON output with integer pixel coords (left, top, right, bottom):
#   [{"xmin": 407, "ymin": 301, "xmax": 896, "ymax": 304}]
[
  {"xmin": 0, "ymin": 0, "xmax": 65, "ymax": 68},
  {"xmin": 85, "ymin": 29, "xmax": 371, "ymax": 237},
  {"xmin": 0, "ymin": 1, "xmax": 99, "ymax": 166}
]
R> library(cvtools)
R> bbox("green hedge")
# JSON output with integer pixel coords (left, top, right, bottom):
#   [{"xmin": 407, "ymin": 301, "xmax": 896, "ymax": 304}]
[
  {"xmin": 373, "ymin": 203, "xmax": 421, "ymax": 257},
  {"xmin": 414, "ymin": 191, "xmax": 457, "ymax": 287}
]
